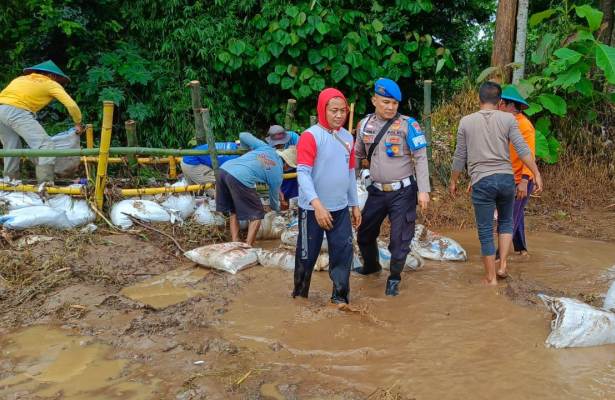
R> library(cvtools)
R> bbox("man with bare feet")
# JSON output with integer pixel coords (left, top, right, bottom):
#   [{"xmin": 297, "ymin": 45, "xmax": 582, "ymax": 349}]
[{"xmin": 449, "ymin": 82, "xmax": 543, "ymax": 285}]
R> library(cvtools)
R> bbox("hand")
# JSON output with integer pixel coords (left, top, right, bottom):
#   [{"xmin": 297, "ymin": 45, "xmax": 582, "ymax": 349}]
[
  {"xmin": 516, "ymin": 179, "xmax": 529, "ymax": 200},
  {"xmin": 74, "ymin": 123, "xmax": 84, "ymax": 134},
  {"xmin": 418, "ymin": 192, "xmax": 430, "ymax": 211},
  {"xmin": 449, "ymin": 180, "xmax": 457, "ymax": 196},
  {"xmin": 312, "ymin": 199, "xmax": 333, "ymax": 230},
  {"xmin": 466, "ymin": 182, "xmax": 472, "ymax": 193},
  {"xmin": 533, "ymin": 173, "xmax": 544, "ymax": 195},
  {"xmin": 351, "ymin": 206, "xmax": 362, "ymax": 228}
]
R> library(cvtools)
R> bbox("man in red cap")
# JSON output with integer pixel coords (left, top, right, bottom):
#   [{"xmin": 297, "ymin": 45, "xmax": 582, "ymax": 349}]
[
  {"xmin": 293, "ymin": 88, "xmax": 361, "ymax": 305},
  {"xmin": 0, "ymin": 60, "xmax": 83, "ymax": 183}
]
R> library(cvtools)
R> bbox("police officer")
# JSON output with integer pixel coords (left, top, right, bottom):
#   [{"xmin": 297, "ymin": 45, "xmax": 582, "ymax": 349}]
[{"xmin": 354, "ymin": 78, "xmax": 430, "ymax": 296}]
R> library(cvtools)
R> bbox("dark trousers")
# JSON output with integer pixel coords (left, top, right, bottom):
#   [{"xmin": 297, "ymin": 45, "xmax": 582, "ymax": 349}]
[
  {"xmin": 357, "ymin": 181, "xmax": 418, "ymax": 277},
  {"xmin": 512, "ymin": 181, "xmax": 533, "ymax": 252},
  {"xmin": 293, "ymin": 207, "xmax": 353, "ymax": 303}
]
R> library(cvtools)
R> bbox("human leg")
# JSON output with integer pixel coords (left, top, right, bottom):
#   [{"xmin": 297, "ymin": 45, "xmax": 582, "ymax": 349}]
[
  {"xmin": 245, "ymin": 219, "xmax": 261, "ymax": 246},
  {"xmin": 325, "ymin": 208, "xmax": 353, "ymax": 303},
  {"xmin": 471, "ymin": 176, "xmax": 498, "ymax": 285},
  {"xmin": 0, "ymin": 117, "xmax": 22, "ymax": 179},
  {"xmin": 512, "ymin": 181, "xmax": 533, "ymax": 254},
  {"xmin": 355, "ymin": 186, "xmax": 388, "ymax": 275},
  {"xmin": 293, "ymin": 208, "xmax": 324, "ymax": 298},
  {"xmin": 494, "ymin": 175, "xmax": 516, "ymax": 277}
]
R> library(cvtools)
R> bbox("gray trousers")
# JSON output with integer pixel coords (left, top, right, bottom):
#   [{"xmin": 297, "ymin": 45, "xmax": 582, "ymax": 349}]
[
  {"xmin": 0, "ymin": 104, "xmax": 55, "ymax": 178},
  {"xmin": 180, "ymin": 160, "xmax": 215, "ymax": 184}
]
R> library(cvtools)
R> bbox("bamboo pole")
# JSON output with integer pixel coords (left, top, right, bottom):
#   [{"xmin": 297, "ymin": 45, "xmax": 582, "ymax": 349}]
[
  {"xmin": 348, "ymin": 102, "xmax": 355, "ymax": 133},
  {"xmin": 284, "ymin": 99, "xmax": 297, "ymax": 131},
  {"xmin": 84, "ymin": 156, "xmax": 183, "ymax": 164},
  {"xmin": 201, "ymin": 108, "xmax": 219, "ymax": 179},
  {"xmin": 0, "ymin": 147, "xmax": 246, "ymax": 157},
  {"xmin": 309, "ymin": 115, "xmax": 317, "ymax": 126},
  {"xmin": 120, "ymin": 184, "xmax": 213, "ymax": 196},
  {"xmin": 125, "ymin": 120, "xmax": 138, "ymax": 172},
  {"xmin": 0, "ymin": 183, "xmax": 83, "ymax": 195},
  {"xmin": 423, "ymin": 80, "xmax": 434, "ymax": 183},
  {"xmin": 168, "ymin": 155, "xmax": 177, "ymax": 179},
  {"xmin": 95, "ymin": 101, "xmax": 114, "ymax": 209},
  {"xmin": 188, "ymin": 81, "xmax": 207, "ymax": 145},
  {"xmin": 85, "ymin": 124, "xmax": 94, "ymax": 149}
]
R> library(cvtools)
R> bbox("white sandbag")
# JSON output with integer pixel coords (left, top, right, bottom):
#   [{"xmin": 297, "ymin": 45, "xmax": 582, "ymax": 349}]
[
  {"xmin": 604, "ymin": 281, "xmax": 615, "ymax": 311},
  {"xmin": 193, "ymin": 203, "xmax": 225, "ymax": 226},
  {"xmin": 411, "ymin": 224, "xmax": 467, "ymax": 261},
  {"xmin": 257, "ymin": 248, "xmax": 295, "ymax": 271},
  {"xmin": 539, "ymin": 294, "xmax": 615, "ymax": 348},
  {"xmin": 51, "ymin": 129, "xmax": 81, "ymax": 177},
  {"xmin": 256, "ymin": 211, "xmax": 288, "ymax": 240},
  {"xmin": 357, "ymin": 184, "xmax": 368, "ymax": 211},
  {"xmin": 281, "ymin": 226, "xmax": 328, "ymax": 252},
  {"xmin": 0, "ymin": 206, "xmax": 72, "ymax": 230},
  {"xmin": 377, "ymin": 244, "xmax": 425, "ymax": 271},
  {"xmin": 110, "ymin": 199, "xmax": 171, "ymax": 229},
  {"xmin": 47, "ymin": 195, "xmax": 95, "ymax": 228},
  {"xmin": 0, "ymin": 192, "xmax": 44, "ymax": 210},
  {"xmin": 161, "ymin": 195, "xmax": 196, "ymax": 220},
  {"xmin": 184, "ymin": 242, "xmax": 258, "ymax": 274},
  {"xmin": 314, "ymin": 253, "xmax": 329, "ymax": 271}
]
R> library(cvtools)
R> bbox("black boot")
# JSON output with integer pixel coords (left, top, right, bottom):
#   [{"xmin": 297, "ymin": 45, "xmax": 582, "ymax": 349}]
[
  {"xmin": 331, "ymin": 284, "xmax": 349, "ymax": 304},
  {"xmin": 353, "ymin": 242, "xmax": 382, "ymax": 275},
  {"xmin": 385, "ymin": 259, "xmax": 404, "ymax": 297}
]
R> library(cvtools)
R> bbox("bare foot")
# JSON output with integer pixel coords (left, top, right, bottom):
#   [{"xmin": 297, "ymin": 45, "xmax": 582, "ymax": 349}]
[{"xmin": 481, "ymin": 277, "xmax": 498, "ymax": 286}]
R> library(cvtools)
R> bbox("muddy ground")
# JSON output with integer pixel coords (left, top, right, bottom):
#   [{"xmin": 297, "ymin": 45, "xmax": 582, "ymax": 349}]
[{"xmin": 1, "ymin": 199, "xmax": 615, "ymax": 399}]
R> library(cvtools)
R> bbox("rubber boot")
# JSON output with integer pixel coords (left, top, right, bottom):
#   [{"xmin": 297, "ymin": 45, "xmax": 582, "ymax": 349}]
[
  {"xmin": 354, "ymin": 241, "xmax": 382, "ymax": 275},
  {"xmin": 35, "ymin": 164, "xmax": 55, "ymax": 185},
  {"xmin": 385, "ymin": 259, "xmax": 404, "ymax": 297}
]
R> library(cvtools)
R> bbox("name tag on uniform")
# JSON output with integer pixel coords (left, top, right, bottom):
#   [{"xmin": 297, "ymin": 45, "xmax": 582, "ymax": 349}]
[
  {"xmin": 412, "ymin": 135, "xmax": 427, "ymax": 148},
  {"xmin": 363, "ymin": 133, "xmax": 376, "ymax": 144},
  {"xmin": 387, "ymin": 135, "xmax": 402, "ymax": 144}
]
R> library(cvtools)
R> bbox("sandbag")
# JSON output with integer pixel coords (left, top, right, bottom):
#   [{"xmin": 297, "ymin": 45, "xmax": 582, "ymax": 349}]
[
  {"xmin": 539, "ymin": 294, "xmax": 615, "ymax": 348},
  {"xmin": 357, "ymin": 184, "xmax": 368, "ymax": 211},
  {"xmin": 51, "ymin": 129, "xmax": 81, "ymax": 177},
  {"xmin": 0, "ymin": 206, "xmax": 72, "ymax": 230},
  {"xmin": 281, "ymin": 226, "xmax": 328, "ymax": 252},
  {"xmin": 184, "ymin": 242, "xmax": 258, "ymax": 274},
  {"xmin": 0, "ymin": 192, "xmax": 44, "ymax": 210},
  {"xmin": 110, "ymin": 199, "xmax": 171, "ymax": 229},
  {"xmin": 377, "ymin": 243, "xmax": 425, "ymax": 271},
  {"xmin": 47, "ymin": 195, "xmax": 95, "ymax": 228},
  {"xmin": 257, "ymin": 248, "xmax": 295, "ymax": 271},
  {"xmin": 193, "ymin": 203, "xmax": 225, "ymax": 226},
  {"xmin": 604, "ymin": 281, "xmax": 615, "ymax": 311},
  {"xmin": 161, "ymin": 195, "xmax": 196, "ymax": 220},
  {"xmin": 411, "ymin": 224, "xmax": 467, "ymax": 261},
  {"xmin": 256, "ymin": 211, "xmax": 288, "ymax": 240}
]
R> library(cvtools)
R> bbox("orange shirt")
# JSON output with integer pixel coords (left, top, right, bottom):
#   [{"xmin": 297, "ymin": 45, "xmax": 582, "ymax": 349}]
[{"xmin": 510, "ymin": 113, "xmax": 535, "ymax": 184}]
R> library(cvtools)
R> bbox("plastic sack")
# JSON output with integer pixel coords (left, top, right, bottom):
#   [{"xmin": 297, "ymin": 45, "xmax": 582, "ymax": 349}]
[
  {"xmin": 539, "ymin": 294, "xmax": 615, "ymax": 348},
  {"xmin": 110, "ymin": 199, "xmax": 171, "ymax": 229},
  {"xmin": 184, "ymin": 242, "xmax": 258, "ymax": 274},
  {"xmin": 51, "ymin": 129, "xmax": 81, "ymax": 177},
  {"xmin": 377, "ymin": 244, "xmax": 425, "ymax": 271},
  {"xmin": 0, "ymin": 206, "xmax": 72, "ymax": 230},
  {"xmin": 193, "ymin": 203, "xmax": 225, "ymax": 226},
  {"xmin": 256, "ymin": 212, "xmax": 288, "ymax": 240},
  {"xmin": 604, "ymin": 281, "xmax": 615, "ymax": 311},
  {"xmin": 161, "ymin": 195, "xmax": 196, "ymax": 221},
  {"xmin": 411, "ymin": 224, "xmax": 467, "ymax": 261},
  {"xmin": 281, "ymin": 226, "xmax": 328, "ymax": 252},
  {"xmin": 0, "ymin": 191, "xmax": 44, "ymax": 210},
  {"xmin": 257, "ymin": 248, "xmax": 295, "ymax": 271},
  {"xmin": 357, "ymin": 184, "xmax": 368, "ymax": 211},
  {"xmin": 47, "ymin": 195, "xmax": 95, "ymax": 228}
]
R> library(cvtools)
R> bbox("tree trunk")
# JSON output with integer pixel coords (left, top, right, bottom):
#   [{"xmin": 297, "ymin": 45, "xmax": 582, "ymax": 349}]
[
  {"xmin": 491, "ymin": 0, "xmax": 518, "ymax": 83},
  {"xmin": 512, "ymin": 0, "xmax": 529, "ymax": 84},
  {"xmin": 599, "ymin": 0, "xmax": 613, "ymax": 45}
]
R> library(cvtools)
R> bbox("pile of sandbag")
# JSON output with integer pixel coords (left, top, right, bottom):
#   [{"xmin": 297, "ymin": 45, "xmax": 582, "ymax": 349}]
[
  {"xmin": 0, "ymin": 191, "xmax": 95, "ymax": 230},
  {"xmin": 184, "ymin": 242, "xmax": 259, "ymax": 274},
  {"xmin": 411, "ymin": 224, "xmax": 467, "ymax": 261},
  {"xmin": 539, "ymin": 281, "xmax": 615, "ymax": 348},
  {"xmin": 110, "ymin": 199, "xmax": 174, "ymax": 229},
  {"xmin": 51, "ymin": 128, "xmax": 81, "ymax": 177},
  {"xmin": 377, "ymin": 239, "xmax": 424, "ymax": 271}
]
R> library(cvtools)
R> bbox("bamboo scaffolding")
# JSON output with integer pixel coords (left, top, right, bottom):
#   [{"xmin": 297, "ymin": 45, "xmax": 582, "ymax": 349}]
[
  {"xmin": 0, "ymin": 147, "xmax": 246, "ymax": 157},
  {"xmin": 0, "ymin": 183, "xmax": 83, "ymax": 195},
  {"xmin": 95, "ymin": 101, "xmax": 114, "ymax": 209},
  {"xmin": 85, "ymin": 124, "xmax": 94, "ymax": 149}
]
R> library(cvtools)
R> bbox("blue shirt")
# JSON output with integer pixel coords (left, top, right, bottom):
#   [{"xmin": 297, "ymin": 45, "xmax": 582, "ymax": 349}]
[
  {"xmin": 182, "ymin": 142, "xmax": 239, "ymax": 166},
  {"xmin": 284, "ymin": 131, "xmax": 300, "ymax": 148},
  {"xmin": 221, "ymin": 132, "xmax": 283, "ymax": 211}
]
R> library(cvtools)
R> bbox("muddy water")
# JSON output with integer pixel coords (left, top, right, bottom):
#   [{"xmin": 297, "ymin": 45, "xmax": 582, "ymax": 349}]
[
  {"xmin": 223, "ymin": 231, "xmax": 615, "ymax": 399},
  {"xmin": 0, "ymin": 326, "xmax": 157, "ymax": 399}
]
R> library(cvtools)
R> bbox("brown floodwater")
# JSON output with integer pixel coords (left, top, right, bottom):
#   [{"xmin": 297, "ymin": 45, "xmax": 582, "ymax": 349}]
[{"xmin": 1, "ymin": 230, "xmax": 614, "ymax": 399}]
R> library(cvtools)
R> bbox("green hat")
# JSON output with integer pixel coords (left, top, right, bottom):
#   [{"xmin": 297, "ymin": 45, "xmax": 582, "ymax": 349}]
[
  {"xmin": 501, "ymin": 85, "xmax": 528, "ymax": 110},
  {"xmin": 23, "ymin": 60, "xmax": 70, "ymax": 82}
]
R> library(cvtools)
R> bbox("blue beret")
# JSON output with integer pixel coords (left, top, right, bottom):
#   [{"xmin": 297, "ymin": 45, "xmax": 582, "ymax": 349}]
[{"xmin": 374, "ymin": 78, "xmax": 402, "ymax": 102}]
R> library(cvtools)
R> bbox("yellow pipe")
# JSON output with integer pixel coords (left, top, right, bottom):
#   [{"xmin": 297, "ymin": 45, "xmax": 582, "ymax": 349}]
[
  {"xmin": 168, "ymin": 155, "xmax": 177, "ymax": 179},
  {"xmin": 0, "ymin": 183, "xmax": 83, "ymax": 195},
  {"xmin": 120, "ymin": 183, "xmax": 213, "ymax": 196},
  {"xmin": 86, "ymin": 124, "xmax": 94, "ymax": 149},
  {"xmin": 84, "ymin": 156, "xmax": 183, "ymax": 164},
  {"xmin": 95, "ymin": 101, "xmax": 114, "ymax": 209}
]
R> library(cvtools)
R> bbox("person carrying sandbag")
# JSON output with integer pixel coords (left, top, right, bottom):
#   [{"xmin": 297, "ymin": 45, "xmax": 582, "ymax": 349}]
[{"xmin": 0, "ymin": 60, "xmax": 83, "ymax": 184}]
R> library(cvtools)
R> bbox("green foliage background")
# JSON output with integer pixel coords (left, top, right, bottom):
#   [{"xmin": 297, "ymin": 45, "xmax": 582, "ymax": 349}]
[{"xmin": 0, "ymin": 0, "xmax": 494, "ymax": 147}]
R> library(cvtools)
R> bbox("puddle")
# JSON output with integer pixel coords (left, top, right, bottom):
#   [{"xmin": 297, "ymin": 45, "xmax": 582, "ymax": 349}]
[
  {"xmin": 222, "ymin": 231, "xmax": 615, "ymax": 399},
  {"xmin": 0, "ymin": 325, "xmax": 157, "ymax": 399},
  {"xmin": 120, "ymin": 268, "xmax": 208, "ymax": 309}
]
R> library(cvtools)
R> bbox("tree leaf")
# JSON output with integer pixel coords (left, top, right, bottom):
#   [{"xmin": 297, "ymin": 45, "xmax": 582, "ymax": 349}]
[
  {"xmin": 285, "ymin": 6, "xmax": 299, "ymax": 18},
  {"xmin": 529, "ymin": 9, "xmax": 556, "ymax": 27},
  {"xmin": 228, "ymin": 39, "xmax": 246, "ymax": 56},
  {"xmin": 574, "ymin": 78, "xmax": 593, "ymax": 96},
  {"xmin": 99, "ymin": 87, "xmax": 124, "ymax": 105},
  {"xmin": 294, "ymin": 12, "xmax": 307, "ymax": 26},
  {"xmin": 574, "ymin": 4, "xmax": 603, "ymax": 32},
  {"xmin": 476, "ymin": 66, "xmax": 497, "ymax": 83},
  {"xmin": 531, "ymin": 33, "xmax": 556, "ymax": 65},
  {"xmin": 551, "ymin": 64, "xmax": 583, "ymax": 88},
  {"xmin": 316, "ymin": 22, "xmax": 330, "ymax": 35},
  {"xmin": 288, "ymin": 47, "xmax": 301, "ymax": 57},
  {"xmin": 297, "ymin": 84, "xmax": 312, "ymax": 98},
  {"xmin": 538, "ymin": 94, "xmax": 567, "ymax": 116},
  {"xmin": 404, "ymin": 41, "xmax": 419, "ymax": 53},
  {"xmin": 331, "ymin": 63, "xmax": 349, "ymax": 82},
  {"xmin": 391, "ymin": 52, "xmax": 409, "ymax": 65},
  {"xmin": 345, "ymin": 51, "xmax": 363, "ymax": 68},
  {"xmin": 320, "ymin": 45, "xmax": 337, "ymax": 60},
  {"xmin": 299, "ymin": 67, "xmax": 314, "ymax": 81},
  {"xmin": 267, "ymin": 72, "xmax": 280, "ymax": 84},
  {"xmin": 308, "ymin": 49, "xmax": 323, "ymax": 65},
  {"xmin": 127, "ymin": 102, "xmax": 153, "ymax": 122},
  {"xmin": 287, "ymin": 64, "xmax": 298, "ymax": 78},
  {"xmin": 309, "ymin": 76, "xmax": 325, "ymax": 91},
  {"xmin": 268, "ymin": 42, "xmax": 284, "ymax": 57},
  {"xmin": 553, "ymin": 48, "xmax": 583, "ymax": 65},
  {"xmin": 281, "ymin": 76, "xmax": 295, "ymax": 90},
  {"xmin": 255, "ymin": 51, "xmax": 270, "ymax": 68},
  {"xmin": 372, "ymin": 19, "xmax": 384, "ymax": 32},
  {"xmin": 524, "ymin": 102, "xmax": 543, "ymax": 116},
  {"xmin": 595, "ymin": 43, "xmax": 615, "ymax": 84},
  {"xmin": 436, "ymin": 58, "xmax": 445, "ymax": 74}
]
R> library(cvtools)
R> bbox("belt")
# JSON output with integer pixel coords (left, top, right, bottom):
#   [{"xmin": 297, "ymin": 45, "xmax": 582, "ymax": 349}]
[{"xmin": 372, "ymin": 176, "xmax": 414, "ymax": 192}]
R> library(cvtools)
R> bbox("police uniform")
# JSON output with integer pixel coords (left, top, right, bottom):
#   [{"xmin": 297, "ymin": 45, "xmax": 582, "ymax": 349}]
[{"xmin": 354, "ymin": 78, "xmax": 430, "ymax": 296}]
